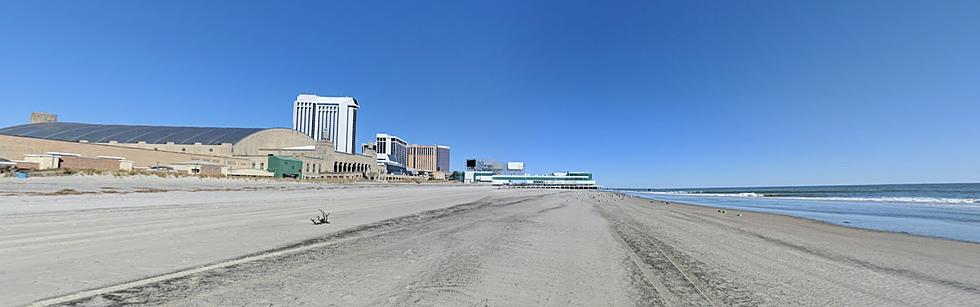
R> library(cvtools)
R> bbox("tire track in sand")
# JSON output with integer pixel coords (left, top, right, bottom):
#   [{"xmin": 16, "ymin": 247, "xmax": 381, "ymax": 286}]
[{"xmin": 595, "ymin": 202, "xmax": 761, "ymax": 307}]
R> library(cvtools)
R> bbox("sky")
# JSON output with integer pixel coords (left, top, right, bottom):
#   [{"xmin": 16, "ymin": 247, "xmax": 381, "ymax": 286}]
[{"xmin": 1, "ymin": 0, "xmax": 979, "ymax": 188}]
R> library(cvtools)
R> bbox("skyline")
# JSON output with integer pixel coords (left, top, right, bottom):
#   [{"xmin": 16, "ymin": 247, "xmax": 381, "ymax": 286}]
[{"xmin": 2, "ymin": 0, "xmax": 979, "ymax": 187}]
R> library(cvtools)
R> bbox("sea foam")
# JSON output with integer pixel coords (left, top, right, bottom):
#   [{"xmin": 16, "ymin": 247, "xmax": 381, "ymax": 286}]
[{"xmin": 636, "ymin": 191, "xmax": 979, "ymax": 204}]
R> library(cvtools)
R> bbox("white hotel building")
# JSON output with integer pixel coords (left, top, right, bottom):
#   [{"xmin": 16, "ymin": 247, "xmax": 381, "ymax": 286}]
[
  {"xmin": 375, "ymin": 133, "xmax": 408, "ymax": 167},
  {"xmin": 292, "ymin": 95, "xmax": 358, "ymax": 154}
]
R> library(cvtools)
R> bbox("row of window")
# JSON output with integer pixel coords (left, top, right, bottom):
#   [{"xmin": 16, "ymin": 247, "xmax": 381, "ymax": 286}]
[
  {"xmin": 332, "ymin": 161, "xmax": 369, "ymax": 173},
  {"xmin": 251, "ymin": 160, "xmax": 371, "ymax": 175},
  {"xmin": 294, "ymin": 103, "xmax": 342, "ymax": 142}
]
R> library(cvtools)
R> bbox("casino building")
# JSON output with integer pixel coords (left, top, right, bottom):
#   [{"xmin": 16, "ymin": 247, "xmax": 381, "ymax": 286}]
[
  {"xmin": 292, "ymin": 94, "xmax": 358, "ymax": 154},
  {"xmin": 0, "ymin": 113, "xmax": 377, "ymax": 179},
  {"xmin": 407, "ymin": 144, "xmax": 450, "ymax": 173}
]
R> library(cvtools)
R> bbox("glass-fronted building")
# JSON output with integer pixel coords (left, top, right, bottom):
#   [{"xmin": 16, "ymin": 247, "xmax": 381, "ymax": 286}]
[
  {"xmin": 375, "ymin": 133, "xmax": 408, "ymax": 167},
  {"xmin": 489, "ymin": 172, "xmax": 597, "ymax": 189}
]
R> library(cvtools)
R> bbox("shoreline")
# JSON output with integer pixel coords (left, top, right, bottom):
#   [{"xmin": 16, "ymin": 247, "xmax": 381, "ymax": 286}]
[
  {"xmin": 618, "ymin": 191, "xmax": 980, "ymax": 244},
  {"xmin": 591, "ymin": 191, "xmax": 980, "ymax": 305},
  {"xmin": 626, "ymin": 194, "xmax": 980, "ymax": 245}
]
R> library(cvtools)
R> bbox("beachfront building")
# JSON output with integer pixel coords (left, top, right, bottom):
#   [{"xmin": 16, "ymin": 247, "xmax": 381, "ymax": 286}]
[
  {"xmin": 489, "ymin": 172, "xmax": 597, "ymax": 189},
  {"xmin": 407, "ymin": 144, "xmax": 450, "ymax": 173},
  {"xmin": 373, "ymin": 133, "xmax": 408, "ymax": 174},
  {"xmin": 292, "ymin": 94, "xmax": 359, "ymax": 154},
  {"xmin": 0, "ymin": 113, "xmax": 377, "ymax": 179},
  {"xmin": 257, "ymin": 141, "xmax": 377, "ymax": 180},
  {"xmin": 266, "ymin": 156, "xmax": 302, "ymax": 178},
  {"xmin": 464, "ymin": 170, "xmax": 495, "ymax": 184}
]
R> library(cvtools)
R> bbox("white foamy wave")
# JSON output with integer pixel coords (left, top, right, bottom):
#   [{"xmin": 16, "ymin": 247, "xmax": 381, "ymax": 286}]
[
  {"xmin": 634, "ymin": 191, "xmax": 980, "ymax": 204},
  {"xmin": 640, "ymin": 191, "xmax": 764, "ymax": 198},
  {"xmin": 781, "ymin": 196, "xmax": 980, "ymax": 204}
]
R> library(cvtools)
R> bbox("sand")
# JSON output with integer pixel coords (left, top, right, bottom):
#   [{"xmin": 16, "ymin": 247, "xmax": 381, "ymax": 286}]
[
  {"xmin": 2, "ymin": 177, "xmax": 978, "ymax": 306},
  {"xmin": 0, "ymin": 176, "xmax": 514, "ymax": 306}
]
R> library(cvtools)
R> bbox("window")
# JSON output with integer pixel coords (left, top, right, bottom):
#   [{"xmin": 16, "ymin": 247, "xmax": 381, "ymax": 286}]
[
  {"xmin": 209, "ymin": 148, "xmax": 213, "ymax": 152},
  {"xmin": 181, "ymin": 148, "xmax": 186, "ymax": 152},
  {"xmin": 260, "ymin": 162, "xmax": 264, "ymax": 169}
]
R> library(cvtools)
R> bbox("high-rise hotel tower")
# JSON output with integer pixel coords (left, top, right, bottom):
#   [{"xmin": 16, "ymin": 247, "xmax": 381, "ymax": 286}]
[
  {"xmin": 408, "ymin": 144, "xmax": 450, "ymax": 173},
  {"xmin": 292, "ymin": 94, "xmax": 359, "ymax": 154}
]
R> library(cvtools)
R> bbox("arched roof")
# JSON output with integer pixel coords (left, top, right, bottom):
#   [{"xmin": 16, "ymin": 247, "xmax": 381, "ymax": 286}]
[{"xmin": 0, "ymin": 122, "xmax": 279, "ymax": 145}]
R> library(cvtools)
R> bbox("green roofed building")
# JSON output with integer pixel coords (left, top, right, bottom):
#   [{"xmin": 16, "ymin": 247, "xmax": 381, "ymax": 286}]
[{"xmin": 267, "ymin": 156, "xmax": 302, "ymax": 178}]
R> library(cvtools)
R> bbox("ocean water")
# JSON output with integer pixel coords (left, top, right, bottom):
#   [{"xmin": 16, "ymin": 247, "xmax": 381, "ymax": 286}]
[{"xmin": 616, "ymin": 183, "xmax": 980, "ymax": 243}]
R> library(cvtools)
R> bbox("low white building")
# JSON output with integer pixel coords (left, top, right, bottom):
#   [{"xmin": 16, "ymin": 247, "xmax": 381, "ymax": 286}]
[
  {"xmin": 490, "ymin": 172, "xmax": 597, "ymax": 189},
  {"xmin": 23, "ymin": 154, "xmax": 60, "ymax": 170},
  {"xmin": 464, "ymin": 170, "xmax": 495, "ymax": 184}
]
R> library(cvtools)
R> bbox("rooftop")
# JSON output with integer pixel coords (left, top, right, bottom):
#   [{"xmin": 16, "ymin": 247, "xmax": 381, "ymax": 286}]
[{"xmin": 0, "ymin": 122, "xmax": 273, "ymax": 145}]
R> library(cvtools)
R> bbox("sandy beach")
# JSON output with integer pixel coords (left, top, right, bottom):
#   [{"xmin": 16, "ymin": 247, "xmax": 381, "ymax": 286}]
[{"xmin": 2, "ymin": 177, "xmax": 978, "ymax": 306}]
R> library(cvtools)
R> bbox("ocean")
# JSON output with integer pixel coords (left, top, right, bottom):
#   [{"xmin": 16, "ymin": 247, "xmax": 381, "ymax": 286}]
[{"xmin": 616, "ymin": 183, "xmax": 980, "ymax": 243}]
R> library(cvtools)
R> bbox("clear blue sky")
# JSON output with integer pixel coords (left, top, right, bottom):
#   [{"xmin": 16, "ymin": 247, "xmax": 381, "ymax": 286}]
[{"xmin": 2, "ymin": 1, "xmax": 979, "ymax": 187}]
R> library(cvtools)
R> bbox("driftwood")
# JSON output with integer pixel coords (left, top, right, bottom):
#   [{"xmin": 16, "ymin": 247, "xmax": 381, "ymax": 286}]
[{"xmin": 311, "ymin": 209, "xmax": 331, "ymax": 225}]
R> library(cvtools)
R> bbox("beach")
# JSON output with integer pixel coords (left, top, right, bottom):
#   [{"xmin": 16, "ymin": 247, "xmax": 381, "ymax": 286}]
[
  {"xmin": 622, "ymin": 184, "xmax": 980, "ymax": 243},
  {"xmin": 2, "ymin": 177, "xmax": 978, "ymax": 306}
]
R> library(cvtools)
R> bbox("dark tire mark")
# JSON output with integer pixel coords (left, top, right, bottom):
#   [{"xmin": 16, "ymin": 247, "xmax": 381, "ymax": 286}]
[{"xmin": 595, "ymin": 204, "xmax": 762, "ymax": 307}]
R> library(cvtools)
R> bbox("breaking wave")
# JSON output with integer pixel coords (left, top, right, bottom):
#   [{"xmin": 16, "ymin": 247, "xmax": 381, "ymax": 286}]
[{"xmin": 636, "ymin": 191, "xmax": 980, "ymax": 204}]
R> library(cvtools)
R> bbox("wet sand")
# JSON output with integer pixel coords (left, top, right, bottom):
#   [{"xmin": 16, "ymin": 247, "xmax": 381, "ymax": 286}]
[{"xmin": 2, "ymin": 178, "xmax": 978, "ymax": 306}]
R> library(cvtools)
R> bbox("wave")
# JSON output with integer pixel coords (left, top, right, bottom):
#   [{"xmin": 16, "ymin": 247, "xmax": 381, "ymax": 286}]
[
  {"xmin": 634, "ymin": 191, "xmax": 980, "ymax": 204},
  {"xmin": 642, "ymin": 191, "xmax": 765, "ymax": 197},
  {"xmin": 785, "ymin": 196, "xmax": 980, "ymax": 204}
]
